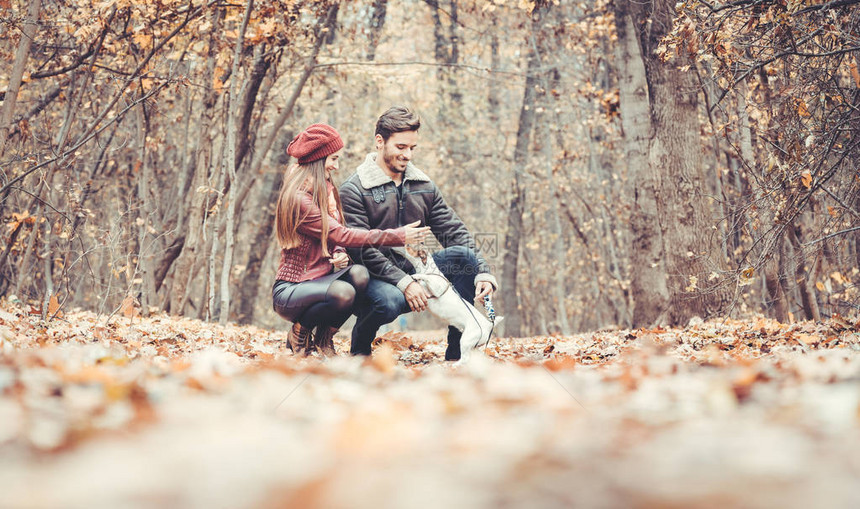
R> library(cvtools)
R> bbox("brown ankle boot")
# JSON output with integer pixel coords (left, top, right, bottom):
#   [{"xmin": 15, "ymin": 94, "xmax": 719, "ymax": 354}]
[
  {"xmin": 314, "ymin": 326, "xmax": 339, "ymax": 357},
  {"xmin": 287, "ymin": 322, "xmax": 313, "ymax": 355}
]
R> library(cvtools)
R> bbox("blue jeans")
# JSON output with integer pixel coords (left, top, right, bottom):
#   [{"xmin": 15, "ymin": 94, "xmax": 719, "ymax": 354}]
[{"xmin": 350, "ymin": 246, "xmax": 480, "ymax": 358}]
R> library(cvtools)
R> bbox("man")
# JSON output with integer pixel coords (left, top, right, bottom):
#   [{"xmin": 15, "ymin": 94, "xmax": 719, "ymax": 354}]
[{"xmin": 339, "ymin": 106, "xmax": 497, "ymax": 360}]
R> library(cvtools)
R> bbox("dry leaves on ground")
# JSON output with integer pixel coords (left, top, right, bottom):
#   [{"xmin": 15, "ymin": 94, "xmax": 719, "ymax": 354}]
[{"xmin": 1, "ymin": 303, "xmax": 859, "ymax": 508}]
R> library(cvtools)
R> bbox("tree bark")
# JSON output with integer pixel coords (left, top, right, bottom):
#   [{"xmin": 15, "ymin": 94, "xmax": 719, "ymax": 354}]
[
  {"xmin": 614, "ymin": 0, "xmax": 669, "ymax": 327},
  {"xmin": 787, "ymin": 223, "xmax": 820, "ymax": 321},
  {"xmin": 637, "ymin": 0, "xmax": 730, "ymax": 324},
  {"xmin": 366, "ymin": 0, "xmax": 388, "ymax": 61},
  {"xmin": 247, "ymin": 4, "xmax": 338, "ymax": 183},
  {"xmin": 501, "ymin": 0, "xmax": 549, "ymax": 337},
  {"xmin": 219, "ymin": 0, "xmax": 255, "ymax": 325},
  {"xmin": 763, "ymin": 238, "xmax": 789, "ymax": 322},
  {"xmin": 136, "ymin": 103, "xmax": 158, "ymax": 316},
  {"xmin": 170, "ymin": 9, "xmax": 223, "ymax": 315},
  {"xmin": 235, "ymin": 129, "xmax": 291, "ymax": 324},
  {"xmin": 534, "ymin": 67, "xmax": 570, "ymax": 335},
  {"xmin": 235, "ymin": 43, "xmax": 271, "ymax": 171},
  {"xmin": 0, "ymin": 0, "xmax": 42, "ymax": 157}
]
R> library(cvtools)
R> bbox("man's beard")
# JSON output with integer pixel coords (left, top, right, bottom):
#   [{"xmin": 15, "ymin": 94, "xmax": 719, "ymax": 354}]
[{"xmin": 382, "ymin": 148, "xmax": 407, "ymax": 173}]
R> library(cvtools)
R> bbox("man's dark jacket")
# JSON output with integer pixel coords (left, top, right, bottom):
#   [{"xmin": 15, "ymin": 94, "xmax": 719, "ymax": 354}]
[{"xmin": 339, "ymin": 153, "xmax": 497, "ymax": 293}]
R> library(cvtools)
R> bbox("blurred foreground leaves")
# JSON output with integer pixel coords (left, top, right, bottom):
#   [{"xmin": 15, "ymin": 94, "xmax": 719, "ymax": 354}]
[{"xmin": 1, "ymin": 303, "xmax": 859, "ymax": 507}]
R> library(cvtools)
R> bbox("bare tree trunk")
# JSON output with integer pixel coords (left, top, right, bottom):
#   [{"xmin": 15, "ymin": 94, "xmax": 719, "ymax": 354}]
[
  {"xmin": 170, "ymin": 9, "xmax": 222, "ymax": 315},
  {"xmin": 235, "ymin": 43, "xmax": 271, "ymax": 171},
  {"xmin": 206, "ymin": 106, "xmax": 229, "ymax": 321},
  {"xmin": 742, "ymin": 65, "xmax": 797, "ymax": 323},
  {"xmin": 644, "ymin": 0, "xmax": 729, "ymax": 323},
  {"xmin": 235, "ymin": 128, "xmax": 292, "ymax": 324},
  {"xmin": 366, "ymin": 0, "xmax": 388, "ymax": 61},
  {"xmin": 534, "ymin": 69, "xmax": 570, "ymax": 335},
  {"xmin": 735, "ymin": 78, "xmax": 789, "ymax": 320},
  {"xmin": 136, "ymin": 105, "xmax": 158, "ymax": 315},
  {"xmin": 14, "ymin": 181, "xmax": 47, "ymax": 298},
  {"xmin": 788, "ymin": 224, "xmax": 820, "ymax": 321},
  {"xmin": 487, "ymin": 25, "xmax": 500, "ymax": 126},
  {"xmin": 424, "ymin": 0, "xmax": 469, "ymax": 211},
  {"xmin": 219, "ymin": 0, "xmax": 254, "ymax": 325},
  {"xmin": 247, "ymin": 4, "xmax": 338, "ymax": 182},
  {"xmin": 164, "ymin": 81, "xmax": 198, "ymax": 237},
  {"xmin": 763, "ymin": 237, "xmax": 789, "ymax": 322},
  {"xmin": 40, "ymin": 221, "xmax": 54, "ymax": 321},
  {"xmin": 614, "ymin": 0, "xmax": 669, "ymax": 327},
  {"xmin": 501, "ymin": 0, "xmax": 549, "ymax": 337},
  {"xmin": 0, "ymin": 0, "xmax": 42, "ymax": 157},
  {"xmin": 15, "ymin": 63, "xmax": 80, "ymax": 299}
]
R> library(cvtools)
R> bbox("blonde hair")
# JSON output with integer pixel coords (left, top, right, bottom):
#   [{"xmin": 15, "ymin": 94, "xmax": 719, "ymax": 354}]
[{"xmin": 275, "ymin": 159, "xmax": 344, "ymax": 257}]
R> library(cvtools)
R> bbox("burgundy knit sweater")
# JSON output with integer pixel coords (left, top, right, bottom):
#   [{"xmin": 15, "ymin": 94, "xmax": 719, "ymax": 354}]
[{"xmin": 276, "ymin": 192, "xmax": 406, "ymax": 283}]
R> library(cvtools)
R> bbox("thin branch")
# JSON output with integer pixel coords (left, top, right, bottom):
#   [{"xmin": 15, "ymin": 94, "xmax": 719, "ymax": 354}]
[
  {"xmin": 804, "ymin": 226, "xmax": 860, "ymax": 246},
  {"xmin": 67, "ymin": 3, "xmax": 205, "ymax": 151},
  {"xmin": 6, "ymin": 185, "xmax": 73, "ymax": 223},
  {"xmin": 798, "ymin": 0, "xmax": 860, "ymax": 13},
  {"xmin": 709, "ymin": 27, "xmax": 826, "ymax": 111},
  {"xmin": 313, "ymin": 60, "xmax": 531, "ymax": 78},
  {"xmin": 0, "ymin": 81, "xmax": 169, "ymax": 196},
  {"xmin": 819, "ymin": 184, "xmax": 860, "ymax": 220},
  {"xmin": 247, "ymin": 4, "xmax": 338, "ymax": 180},
  {"xmin": 700, "ymin": 0, "xmax": 860, "ymax": 14}
]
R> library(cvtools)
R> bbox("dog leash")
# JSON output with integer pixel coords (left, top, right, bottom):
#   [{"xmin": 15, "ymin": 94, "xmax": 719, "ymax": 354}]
[
  {"xmin": 453, "ymin": 291, "xmax": 485, "ymax": 350},
  {"xmin": 406, "ymin": 248, "xmax": 496, "ymax": 352},
  {"xmin": 414, "ymin": 273, "xmax": 493, "ymax": 352},
  {"xmin": 483, "ymin": 295, "xmax": 496, "ymax": 351},
  {"xmin": 447, "ymin": 290, "xmax": 497, "ymax": 352}
]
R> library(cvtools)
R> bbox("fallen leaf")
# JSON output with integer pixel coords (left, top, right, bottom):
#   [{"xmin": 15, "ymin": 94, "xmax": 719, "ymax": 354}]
[
  {"xmin": 47, "ymin": 295, "xmax": 61, "ymax": 317},
  {"xmin": 120, "ymin": 296, "xmax": 140, "ymax": 319}
]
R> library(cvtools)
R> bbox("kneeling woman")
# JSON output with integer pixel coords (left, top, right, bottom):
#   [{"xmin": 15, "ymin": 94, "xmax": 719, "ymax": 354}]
[{"xmin": 273, "ymin": 124, "xmax": 428, "ymax": 355}]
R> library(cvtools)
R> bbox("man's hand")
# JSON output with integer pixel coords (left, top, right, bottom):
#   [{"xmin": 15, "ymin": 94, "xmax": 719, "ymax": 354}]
[
  {"xmin": 404, "ymin": 280, "xmax": 429, "ymax": 312},
  {"xmin": 330, "ymin": 251, "xmax": 350, "ymax": 270},
  {"xmin": 475, "ymin": 281, "xmax": 494, "ymax": 301}
]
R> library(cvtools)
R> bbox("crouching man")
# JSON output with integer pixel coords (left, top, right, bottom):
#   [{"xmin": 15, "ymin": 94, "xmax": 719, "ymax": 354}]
[{"xmin": 339, "ymin": 106, "xmax": 497, "ymax": 360}]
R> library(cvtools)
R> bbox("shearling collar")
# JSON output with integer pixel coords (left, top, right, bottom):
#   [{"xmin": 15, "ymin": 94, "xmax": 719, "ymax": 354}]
[{"xmin": 355, "ymin": 153, "xmax": 431, "ymax": 189}]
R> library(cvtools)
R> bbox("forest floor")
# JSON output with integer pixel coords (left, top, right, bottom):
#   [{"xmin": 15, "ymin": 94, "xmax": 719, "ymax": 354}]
[{"xmin": 1, "ymin": 303, "xmax": 859, "ymax": 508}]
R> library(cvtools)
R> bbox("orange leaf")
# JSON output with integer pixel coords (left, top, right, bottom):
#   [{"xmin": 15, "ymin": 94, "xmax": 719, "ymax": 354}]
[
  {"xmin": 800, "ymin": 171, "xmax": 812, "ymax": 188},
  {"xmin": 544, "ymin": 356, "xmax": 577, "ymax": 372},
  {"xmin": 47, "ymin": 294, "xmax": 61, "ymax": 317},
  {"xmin": 121, "ymin": 295, "xmax": 140, "ymax": 318},
  {"xmin": 796, "ymin": 99, "xmax": 811, "ymax": 117},
  {"xmin": 850, "ymin": 61, "xmax": 860, "ymax": 88},
  {"xmin": 132, "ymin": 32, "xmax": 152, "ymax": 48}
]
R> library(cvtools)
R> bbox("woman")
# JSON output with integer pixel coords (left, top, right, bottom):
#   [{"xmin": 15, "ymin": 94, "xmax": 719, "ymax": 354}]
[{"xmin": 272, "ymin": 123, "xmax": 429, "ymax": 356}]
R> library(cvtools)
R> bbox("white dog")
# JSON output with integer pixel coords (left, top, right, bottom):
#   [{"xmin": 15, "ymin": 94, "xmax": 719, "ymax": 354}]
[{"xmin": 395, "ymin": 246, "xmax": 502, "ymax": 358}]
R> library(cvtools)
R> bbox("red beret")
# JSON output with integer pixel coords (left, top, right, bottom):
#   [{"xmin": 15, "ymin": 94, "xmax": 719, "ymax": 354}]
[{"xmin": 287, "ymin": 123, "xmax": 344, "ymax": 164}]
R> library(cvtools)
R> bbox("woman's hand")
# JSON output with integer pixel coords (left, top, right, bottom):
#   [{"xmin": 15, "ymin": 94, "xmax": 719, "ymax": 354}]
[
  {"xmin": 330, "ymin": 251, "xmax": 350, "ymax": 270},
  {"xmin": 403, "ymin": 220, "xmax": 431, "ymax": 244}
]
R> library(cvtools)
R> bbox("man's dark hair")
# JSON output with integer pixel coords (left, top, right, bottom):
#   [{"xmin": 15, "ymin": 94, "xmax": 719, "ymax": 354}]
[{"xmin": 375, "ymin": 106, "xmax": 421, "ymax": 141}]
